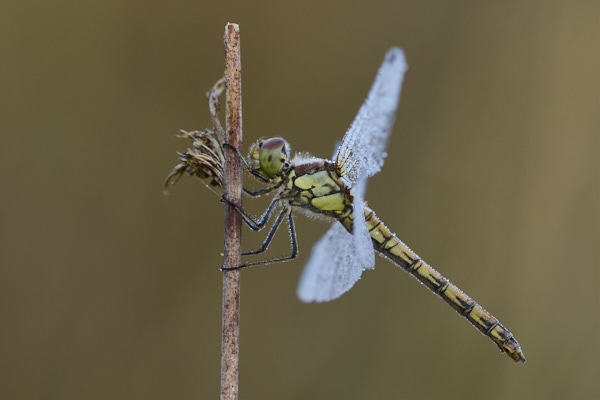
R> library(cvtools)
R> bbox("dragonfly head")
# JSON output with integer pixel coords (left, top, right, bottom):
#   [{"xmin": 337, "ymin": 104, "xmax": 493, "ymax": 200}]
[{"xmin": 248, "ymin": 137, "xmax": 290, "ymax": 179}]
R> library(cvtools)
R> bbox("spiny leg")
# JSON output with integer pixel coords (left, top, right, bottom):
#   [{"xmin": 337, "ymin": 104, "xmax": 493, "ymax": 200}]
[
  {"xmin": 221, "ymin": 209, "xmax": 299, "ymax": 271},
  {"xmin": 243, "ymin": 185, "xmax": 279, "ymax": 198},
  {"xmin": 242, "ymin": 209, "xmax": 287, "ymax": 255},
  {"xmin": 223, "ymin": 142, "xmax": 268, "ymax": 183},
  {"xmin": 221, "ymin": 196, "xmax": 280, "ymax": 231},
  {"xmin": 222, "ymin": 142, "xmax": 280, "ymax": 198}
]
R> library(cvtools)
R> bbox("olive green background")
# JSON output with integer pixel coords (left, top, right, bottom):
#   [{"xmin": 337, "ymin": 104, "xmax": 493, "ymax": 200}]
[{"xmin": 1, "ymin": 1, "xmax": 598, "ymax": 399}]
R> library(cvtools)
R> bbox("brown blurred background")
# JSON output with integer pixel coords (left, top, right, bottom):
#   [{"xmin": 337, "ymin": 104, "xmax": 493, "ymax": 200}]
[{"xmin": 1, "ymin": 1, "xmax": 598, "ymax": 399}]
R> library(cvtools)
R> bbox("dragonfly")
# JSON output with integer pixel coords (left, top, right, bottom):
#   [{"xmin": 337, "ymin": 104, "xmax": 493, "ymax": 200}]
[{"xmin": 222, "ymin": 47, "xmax": 525, "ymax": 363}]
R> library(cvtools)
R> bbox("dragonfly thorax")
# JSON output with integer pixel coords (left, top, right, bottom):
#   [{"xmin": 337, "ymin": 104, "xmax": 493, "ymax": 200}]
[
  {"xmin": 248, "ymin": 137, "xmax": 290, "ymax": 179},
  {"xmin": 285, "ymin": 160, "xmax": 353, "ymax": 219}
]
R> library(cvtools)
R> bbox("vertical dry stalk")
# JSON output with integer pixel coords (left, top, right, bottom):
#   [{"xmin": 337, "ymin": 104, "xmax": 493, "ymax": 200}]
[{"xmin": 220, "ymin": 23, "xmax": 242, "ymax": 400}]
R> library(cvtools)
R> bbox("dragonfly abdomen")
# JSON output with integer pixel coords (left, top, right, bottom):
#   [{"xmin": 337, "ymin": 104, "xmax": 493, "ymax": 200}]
[{"xmin": 363, "ymin": 207, "xmax": 526, "ymax": 363}]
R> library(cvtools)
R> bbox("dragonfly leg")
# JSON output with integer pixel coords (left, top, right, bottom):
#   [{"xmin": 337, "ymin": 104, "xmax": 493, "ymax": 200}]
[
  {"xmin": 221, "ymin": 209, "xmax": 298, "ymax": 270},
  {"xmin": 222, "ymin": 142, "xmax": 280, "ymax": 198},
  {"xmin": 223, "ymin": 142, "xmax": 269, "ymax": 183},
  {"xmin": 241, "ymin": 208, "xmax": 286, "ymax": 255},
  {"xmin": 243, "ymin": 185, "xmax": 279, "ymax": 198},
  {"xmin": 221, "ymin": 196, "xmax": 280, "ymax": 231}
]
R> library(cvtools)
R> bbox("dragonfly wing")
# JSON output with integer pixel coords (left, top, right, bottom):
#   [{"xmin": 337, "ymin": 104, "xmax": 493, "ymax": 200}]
[
  {"xmin": 352, "ymin": 175, "xmax": 375, "ymax": 271},
  {"xmin": 297, "ymin": 48, "xmax": 406, "ymax": 303},
  {"xmin": 297, "ymin": 221, "xmax": 366, "ymax": 303},
  {"xmin": 335, "ymin": 47, "xmax": 407, "ymax": 185}
]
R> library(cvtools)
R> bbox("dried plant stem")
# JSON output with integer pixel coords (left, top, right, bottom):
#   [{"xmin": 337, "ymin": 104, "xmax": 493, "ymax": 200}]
[{"xmin": 220, "ymin": 23, "xmax": 242, "ymax": 400}]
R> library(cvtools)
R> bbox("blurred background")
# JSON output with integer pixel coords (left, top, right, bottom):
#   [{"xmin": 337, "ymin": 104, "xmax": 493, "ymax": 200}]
[{"xmin": 1, "ymin": 1, "xmax": 598, "ymax": 399}]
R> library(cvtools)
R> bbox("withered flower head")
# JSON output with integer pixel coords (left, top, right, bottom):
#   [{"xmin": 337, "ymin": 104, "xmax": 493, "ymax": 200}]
[{"xmin": 164, "ymin": 129, "xmax": 225, "ymax": 193}]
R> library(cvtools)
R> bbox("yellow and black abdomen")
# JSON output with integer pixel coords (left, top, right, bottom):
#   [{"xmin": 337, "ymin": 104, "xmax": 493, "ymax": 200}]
[{"xmin": 363, "ymin": 206, "xmax": 526, "ymax": 363}]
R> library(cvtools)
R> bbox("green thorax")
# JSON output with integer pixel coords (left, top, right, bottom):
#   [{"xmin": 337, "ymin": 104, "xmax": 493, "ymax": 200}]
[{"xmin": 281, "ymin": 159, "xmax": 353, "ymax": 221}]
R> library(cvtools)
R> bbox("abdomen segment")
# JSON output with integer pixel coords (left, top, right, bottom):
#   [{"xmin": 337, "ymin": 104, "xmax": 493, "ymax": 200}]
[{"xmin": 363, "ymin": 207, "xmax": 526, "ymax": 363}]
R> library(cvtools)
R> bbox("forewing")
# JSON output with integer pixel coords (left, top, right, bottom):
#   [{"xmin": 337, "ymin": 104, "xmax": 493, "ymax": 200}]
[
  {"xmin": 336, "ymin": 47, "xmax": 407, "ymax": 185},
  {"xmin": 352, "ymin": 175, "xmax": 375, "ymax": 271},
  {"xmin": 297, "ymin": 221, "xmax": 366, "ymax": 303},
  {"xmin": 297, "ymin": 48, "xmax": 406, "ymax": 303}
]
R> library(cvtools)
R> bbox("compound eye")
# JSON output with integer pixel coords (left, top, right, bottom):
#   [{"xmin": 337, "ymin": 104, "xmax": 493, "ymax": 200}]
[{"xmin": 258, "ymin": 137, "xmax": 289, "ymax": 178}]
